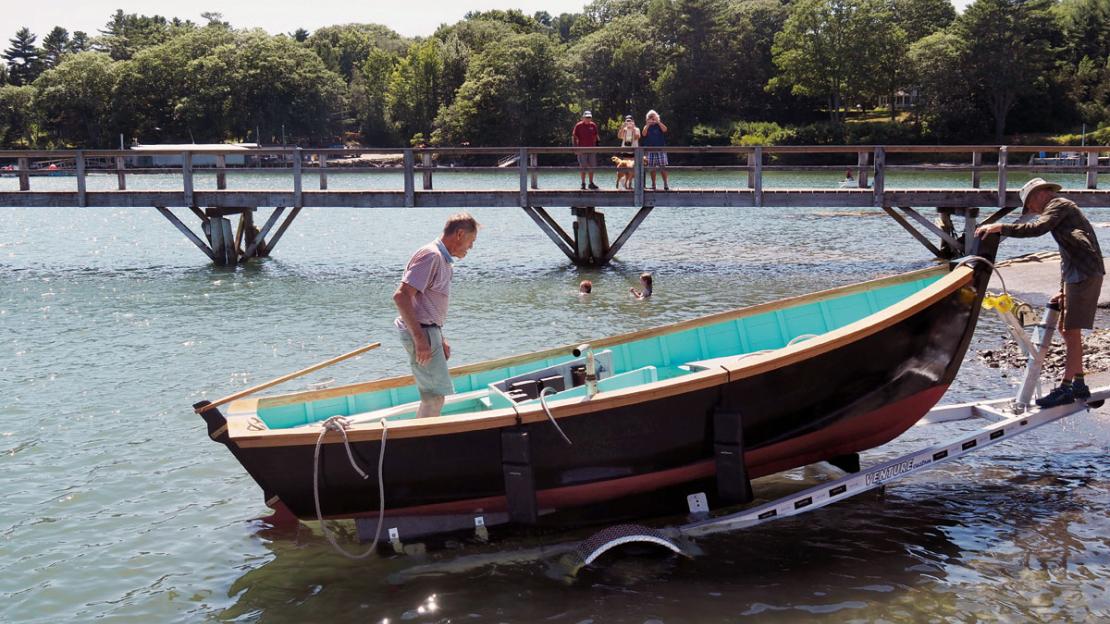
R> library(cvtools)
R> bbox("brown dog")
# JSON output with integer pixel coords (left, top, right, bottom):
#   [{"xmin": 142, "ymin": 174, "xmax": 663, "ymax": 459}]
[{"xmin": 611, "ymin": 155, "xmax": 644, "ymax": 189}]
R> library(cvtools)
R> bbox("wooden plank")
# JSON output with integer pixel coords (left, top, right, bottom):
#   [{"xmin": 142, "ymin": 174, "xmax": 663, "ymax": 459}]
[
  {"xmin": 200, "ymin": 342, "xmax": 382, "ymax": 411},
  {"xmin": 241, "ymin": 207, "xmax": 284, "ymax": 259},
  {"xmin": 532, "ymin": 206, "xmax": 575, "ymax": 249},
  {"xmin": 857, "ymin": 151, "xmax": 869, "ymax": 188},
  {"xmin": 519, "ymin": 147, "xmax": 528, "ymax": 207},
  {"xmin": 1089, "ymin": 151, "xmax": 1099, "ymax": 189},
  {"xmin": 182, "ymin": 151, "xmax": 193, "ymax": 207},
  {"xmin": 17, "ymin": 157, "xmax": 29, "ymax": 191},
  {"xmin": 971, "ymin": 151, "xmax": 981, "ymax": 189},
  {"xmin": 155, "ymin": 206, "xmax": 215, "ymax": 260},
  {"xmin": 899, "ymin": 206, "xmax": 962, "ymax": 251},
  {"xmin": 403, "ymin": 149, "xmax": 415, "ymax": 208},
  {"xmin": 75, "ymin": 151, "xmax": 86, "ymax": 207},
  {"xmin": 529, "ymin": 153, "xmax": 538, "ymax": 190},
  {"xmin": 522, "ymin": 206, "xmax": 576, "ymax": 261},
  {"xmin": 115, "ymin": 156, "xmax": 126, "ymax": 190},
  {"xmin": 882, "ymin": 207, "xmax": 944, "ymax": 257},
  {"xmin": 872, "ymin": 147, "xmax": 885, "ymax": 206},
  {"xmin": 603, "ymin": 206, "xmax": 653, "ymax": 262},
  {"xmin": 216, "ymin": 154, "xmax": 227, "ymax": 190},
  {"xmin": 319, "ymin": 153, "xmax": 328, "ymax": 190},
  {"xmin": 753, "ymin": 147, "xmax": 763, "ymax": 207},
  {"xmin": 997, "ymin": 146, "xmax": 1008, "ymax": 209},
  {"xmin": 422, "ymin": 152, "xmax": 433, "ymax": 190},
  {"xmin": 634, "ymin": 147, "xmax": 644, "ymax": 207},
  {"xmin": 963, "ymin": 207, "xmax": 980, "ymax": 256},
  {"xmin": 265, "ymin": 206, "xmax": 302, "ymax": 254},
  {"xmin": 293, "ymin": 148, "xmax": 303, "ymax": 209}
]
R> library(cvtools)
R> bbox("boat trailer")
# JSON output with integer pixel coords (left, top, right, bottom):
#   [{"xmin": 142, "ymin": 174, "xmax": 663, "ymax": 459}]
[{"xmin": 386, "ymin": 301, "xmax": 1107, "ymax": 578}]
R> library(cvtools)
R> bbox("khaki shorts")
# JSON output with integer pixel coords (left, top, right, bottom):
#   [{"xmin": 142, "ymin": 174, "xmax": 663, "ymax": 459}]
[
  {"xmin": 1063, "ymin": 275, "xmax": 1103, "ymax": 330},
  {"xmin": 399, "ymin": 325, "xmax": 455, "ymax": 398},
  {"xmin": 576, "ymin": 153, "xmax": 597, "ymax": 168}
]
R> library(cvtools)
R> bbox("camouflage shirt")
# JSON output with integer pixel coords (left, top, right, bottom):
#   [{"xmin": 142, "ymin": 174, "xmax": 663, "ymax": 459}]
[{"xmin": 1000, "ymin": 197, "xmax": 1105, "ymax": 283}]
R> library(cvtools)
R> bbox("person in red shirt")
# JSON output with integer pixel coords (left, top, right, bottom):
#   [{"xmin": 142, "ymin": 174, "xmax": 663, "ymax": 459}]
[{"xmin": 572, "ymin": 110, "xmax": 599, "ymax": 190}]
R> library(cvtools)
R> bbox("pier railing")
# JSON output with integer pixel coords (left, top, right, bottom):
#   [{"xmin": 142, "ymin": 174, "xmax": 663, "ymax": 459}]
[
  {"xmin": 2, "ymin": 145, "xmax": 1107, "ymax": 265},
  {"xmin": 2, "ymin": 145, "xmax": 1108, "ymax": 210}
]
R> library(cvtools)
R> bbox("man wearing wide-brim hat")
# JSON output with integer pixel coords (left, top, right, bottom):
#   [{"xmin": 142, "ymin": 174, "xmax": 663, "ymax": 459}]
[{"xmin": 976, "ymin": 177, "xmax": 1105, "ymax": 407}]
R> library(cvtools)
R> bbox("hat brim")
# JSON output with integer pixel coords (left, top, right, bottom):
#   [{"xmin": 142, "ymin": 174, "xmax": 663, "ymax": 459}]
[{"xmin": 1021, "ymin": 182, "xmax": 1062, "ymax": 209}]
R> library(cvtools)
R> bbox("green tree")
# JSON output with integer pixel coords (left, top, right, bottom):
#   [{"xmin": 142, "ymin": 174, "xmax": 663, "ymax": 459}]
[
  {"xmin": 292, "ymin": 28, "xmax": 310, "ymax": 43},
  {"xmin": 908, "ymin": 31, "xmax": 982, "ymax": 139},
  {"xmin": 385, "ymin": 38, "xmax": 447, "ymax": 142},
  {"xmin": 436, "ymin": 33, "xmax": 574, "ymax": 145},
  {"xmin": 96, "ymin": 9, "xmax": 195, "ymax": 61},
  {"xmin": 306, "ymin": 24, "xmax": 406, "ymax": 83},
  {"xmin": 33, "ymin": 52, "xmax": 119, "ymax": 146},
  {"xmin": 770, "ymin": 0, "xmax": 901, "ymax": 123},
  {"xmin": 4, "ymin": 27, "xmax": 42, "ymax": 86},
  {"xmin": 953, "ymin": 0, "xmax": 1059, "ymax": 141},
  {"xmin": 1055, "ymin": 0, "xmax": 1110, "ymax": 127},
  {"xmin": 69, "ymin": 31, "xmax": 91, "ymax": 53},
  {"xmin": 41, "ymin": 27, "xmax": 70, "ymax": 68},
  {"xmin": 0, "ymin": 84, "xmax": 36, "ymax": 146},
  {"xmin": 566, "ymin": 14, "xmax": 662, "ymax": 123},
  {"xmin": 890, "ymin": 0, "xmax": 956, "ymax": 42},
  {"xmin": 351, "ymin": 49, "xmax": 398, "ymax": 144}
]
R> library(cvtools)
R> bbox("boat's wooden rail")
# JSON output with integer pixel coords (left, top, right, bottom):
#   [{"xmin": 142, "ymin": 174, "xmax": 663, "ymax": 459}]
[{"xmin": 2, "ymin": 145, "xmax": 1108, "ymax": 210}]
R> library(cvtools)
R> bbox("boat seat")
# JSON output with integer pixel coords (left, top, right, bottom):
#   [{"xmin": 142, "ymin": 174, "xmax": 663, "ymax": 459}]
[{"xmin": 680, "ymin": 334, "xmax": 819, "ymax": 372}]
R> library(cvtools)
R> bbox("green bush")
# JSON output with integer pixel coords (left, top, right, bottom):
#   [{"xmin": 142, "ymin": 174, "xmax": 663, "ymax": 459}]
[{"xmin": 729, "ymin": 121, "xmax": 795, "ymax": 146}]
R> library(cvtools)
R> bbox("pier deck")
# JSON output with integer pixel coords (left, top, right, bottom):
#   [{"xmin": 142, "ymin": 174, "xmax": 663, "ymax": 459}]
[{"xmin": 2, "ymin": 145, "xmax": 1108, "ymax": 265}]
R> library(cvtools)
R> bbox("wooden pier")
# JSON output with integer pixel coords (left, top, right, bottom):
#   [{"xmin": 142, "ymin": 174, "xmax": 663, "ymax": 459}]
[{"xmin": 1, "ymin": 145, "xmax": 1108, "ymax": 265}]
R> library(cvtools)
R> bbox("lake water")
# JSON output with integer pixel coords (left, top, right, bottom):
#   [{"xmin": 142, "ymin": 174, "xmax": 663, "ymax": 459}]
[{"xmin": 3, "ymin": 169, "xmax": 1110, "ymax": 622}]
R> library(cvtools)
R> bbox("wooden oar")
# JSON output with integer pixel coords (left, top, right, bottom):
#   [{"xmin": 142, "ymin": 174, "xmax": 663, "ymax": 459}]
[{"xmin": 197, "ymin": 342, "xmax": 381, "ymax": 413}]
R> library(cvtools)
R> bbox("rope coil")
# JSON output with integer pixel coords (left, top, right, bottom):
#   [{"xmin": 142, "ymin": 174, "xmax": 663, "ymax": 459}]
[{"xmin": 312, "ymin": 415, "xmax": 388, "ymax": 559}]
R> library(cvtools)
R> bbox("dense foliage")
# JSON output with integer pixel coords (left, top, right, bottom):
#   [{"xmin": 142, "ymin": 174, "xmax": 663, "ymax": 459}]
[{"xmin": 3, "ymin": 0, "xmax": 1109, "ymax": 148}]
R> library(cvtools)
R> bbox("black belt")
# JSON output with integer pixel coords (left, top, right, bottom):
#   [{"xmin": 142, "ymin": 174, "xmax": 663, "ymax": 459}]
[{"xmin": 419, "ymin": 323, "xmax": 440, "ymax": 328}]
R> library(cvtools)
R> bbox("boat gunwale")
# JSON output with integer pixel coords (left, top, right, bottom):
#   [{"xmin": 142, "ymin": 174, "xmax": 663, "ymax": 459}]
[
  {"xmin": 229, "ymin": 265, "xmax": 972, "ymax": 448},
  {"xmin": 245, "ymin": 265, "xmax": 946, "ymax": 411}
]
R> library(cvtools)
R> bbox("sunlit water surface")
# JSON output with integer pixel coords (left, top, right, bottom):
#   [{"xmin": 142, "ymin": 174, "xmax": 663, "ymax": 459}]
[{"xmin": 3, "ymin": 170, "xmax": 1110, "ymax": 622}]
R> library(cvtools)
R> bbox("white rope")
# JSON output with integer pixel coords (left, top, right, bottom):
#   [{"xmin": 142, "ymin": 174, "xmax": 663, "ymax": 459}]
[
  {"xmin": 954, "ymin": 255, "xmax": 1007, "ymax": 294},
  {"xmin": 312, "ymin": 415, "xmax": 388, "ymax": 559},
  {"xmin": 539, "ymin": 387, "xmax": 573, "ymax": 445}
]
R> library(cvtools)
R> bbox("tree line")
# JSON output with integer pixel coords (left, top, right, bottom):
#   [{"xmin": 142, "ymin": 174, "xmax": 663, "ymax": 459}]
[{"xmin": 1, "ymin": 0, "xmax": 1108, "ymax": 150}]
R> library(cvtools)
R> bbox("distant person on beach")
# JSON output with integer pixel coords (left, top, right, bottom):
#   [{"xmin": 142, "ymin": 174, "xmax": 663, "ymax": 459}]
[
  {"xmin": 393, "ymin": 212, "xmax": 480, "ymax": 418},
  {"xmin": 976, "ymin": 177, "xmax": 1104, "ymax": 408},
  {"xmin": 845, "ymin": 170, "xmax": 853, "ymax": 181},
  {"xmin": 573, "ymin": 110, "xmax": 599, "ymax": 190},
  {"xmin": 579, "ymin": 280, "xmax": 593, "ymax": 294},
  {"xmin": 630, "ymin": 272, "xmax": 653, "ymax": 299},
  {"xmin": 642, "ymin": 110, "xmax": 670, "ymax": 190},
  {"xmin": 618, "ymin": 115, "xmax": 640, "ymax": 149}
]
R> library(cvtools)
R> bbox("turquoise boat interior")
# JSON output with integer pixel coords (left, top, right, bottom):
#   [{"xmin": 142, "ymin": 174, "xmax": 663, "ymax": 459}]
[{"xmin": 257, "ymin": 272, "xmax": 943, "ymax": 430}]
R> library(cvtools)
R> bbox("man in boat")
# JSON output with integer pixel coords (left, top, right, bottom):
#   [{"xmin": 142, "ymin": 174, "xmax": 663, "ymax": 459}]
[
  {"xmin": 393, "ymin": 212, "xmax": 480, "ymax": 418},
  {"xmin": 976, "ymin": 177, "xmax": 1105, "ymax": 407}
]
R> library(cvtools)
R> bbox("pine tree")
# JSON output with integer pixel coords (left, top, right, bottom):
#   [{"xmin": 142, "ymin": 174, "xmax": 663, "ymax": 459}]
[
  {"xmin": 41, "ymin": 26, "xmax": 69, "ymax": 68},
  {"xmin": 3, "ymin": 27, "xmax": 42, "ymax": 85}
]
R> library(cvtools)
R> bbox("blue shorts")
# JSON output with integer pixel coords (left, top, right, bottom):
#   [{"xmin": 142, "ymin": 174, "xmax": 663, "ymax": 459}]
[
  {"xmin": 647, "ymin": 151, "xmax": 668, "ymax": 168},
  {"xmin": 399, "ymin": 325, "xmax": 455, "ymax": 398}
]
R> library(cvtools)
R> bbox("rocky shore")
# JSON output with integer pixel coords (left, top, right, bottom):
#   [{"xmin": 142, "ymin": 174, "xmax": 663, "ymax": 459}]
[{"xmin": 977, "ymin": 252, "xmax": 1110, "ymax": 379}]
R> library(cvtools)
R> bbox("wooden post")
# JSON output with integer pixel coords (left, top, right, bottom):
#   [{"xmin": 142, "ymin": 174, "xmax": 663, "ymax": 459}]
[
  {"xmin": 422, "ymin": 151, "xmax": 433, "ymax": 190},
  {"xmin": 216, "ymin": 154, "xmax": 227, "ymax": 190},
  {"xmin": 182, "ymin": 151, "xmax": 193, "ymax": 207},
  {"xmin": 76, "ymin": 151, "xmax": 86, "ymax": 207},
  {"xmin": 293, "ymin": 147, "xmax": 303, "ymax": 208},
  {"xmin": 634, "ymin": 146, "xmax": 644, "ymax": 206},
  {"xmin": 997, "ymin": 146, "xmax": 1008, "ymax": 209},
  {"xmin": 753, "ymin": 147, "xmax": 763, "ymax": 207},
  {"xmin": 17, "ymin": 157, "xmax": 29, "ymax": 191},
  {"xmin": 747, "ymin": 149, "xmax": 756, "ymax": 189},
  {"xmin": 518, "ymin": 148, "xmax": 528, "ymax": 207},
  {"xmin": 1088, "ymin": 150, "xmax": 1099, "ymax": 190},
  {"xmin": 857, "ymin": 151, "xmax": 869, "ymax": 188},
  {"xmin": 872, "ymin": 146, "xmax": 885, "ymax": 206},
  {"xmin": 963, "ymin": 207, "xmax": 980, "ymax": 256},
  {"xmin": 319, "ymin": 153, "xmax": 328, "ymax": 190},
  {"xmin": 971, "ymin": 151, "xmax": 982, "ymax": 189},
  {"xmin": 529, "ymin": 152, "xmax": 538, "ymax": 189},
  {"xmin": 115, "ymin": 156, "xmax": 126, "ymax": 190},
  {"xmin": 403, "ymin": 149, "xmax": 414, "ymax": 208}
]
